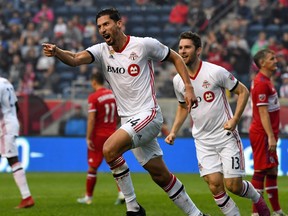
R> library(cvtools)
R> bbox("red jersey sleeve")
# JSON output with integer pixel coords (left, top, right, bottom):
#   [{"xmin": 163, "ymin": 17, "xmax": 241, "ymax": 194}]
[{"xmin": 253, "ymin": 81, "xmax": 270, "ymax": 106}]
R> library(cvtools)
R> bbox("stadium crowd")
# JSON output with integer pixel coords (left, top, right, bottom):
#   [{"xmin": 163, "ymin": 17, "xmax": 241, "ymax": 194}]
[{"xmin": 1, "ymin": 0, "xmax": 288, "ymax": 99}]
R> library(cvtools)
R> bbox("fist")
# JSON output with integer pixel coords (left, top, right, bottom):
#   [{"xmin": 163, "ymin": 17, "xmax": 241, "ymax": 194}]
[{"xmin": 42, "ymin": 43, "xmax": 56, "ymax": 57}]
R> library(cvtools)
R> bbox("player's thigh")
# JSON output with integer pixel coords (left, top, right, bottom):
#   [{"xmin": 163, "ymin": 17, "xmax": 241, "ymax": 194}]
[
  {"xmin": 120, "ymin": 109, "xmax": 163, "ymax": 149},
  {"xmin": 0, "ymin": 134, "xmax": 18, "ymax": 158},
  {"xmin": 195, "ymin": 140, "xmax": 223, "ymax": 177},
  {"xmin": 220, "ymin": 139, "xmax": 246, "ymax": 178},
  {"xmin": 132, "ymin": 137, "xmax": 163, "ymax": 166}
]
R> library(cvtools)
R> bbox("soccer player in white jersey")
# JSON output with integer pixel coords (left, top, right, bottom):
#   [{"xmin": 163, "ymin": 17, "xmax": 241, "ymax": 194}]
[
  {"xmin": 165, "ymin": 31, "xmax": 271, "ymax": 216},
  {"xmin": 42, "ymin": 8, "xmax": 208, "ymax": 216},
  {"xmin": 0, "ymin": 77, "xmax": 35, "ymax": 208}
]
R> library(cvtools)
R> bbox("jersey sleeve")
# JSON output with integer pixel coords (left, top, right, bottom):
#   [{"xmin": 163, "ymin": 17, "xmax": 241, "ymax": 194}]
[
  {"xmin": 88, "ymin": 94, "xmax": 97, "ymax": 113},
  {"xmin": 253, "ymin": 82, "xmax": 270, "ymax": 106},
  {"xmin": 86, "ymin": 43, "xmax": 103, "ymax": 64},
  {"xmin": 214, "ymin": 67, "xmax": 238, "ymax": 91},
  {"xmin": 142, "ymin": 37, "xmax": 169, "ymax": 62},
  {"xmin": 173, "ymin": 75, "xmax": 186, "ymax": 103}
]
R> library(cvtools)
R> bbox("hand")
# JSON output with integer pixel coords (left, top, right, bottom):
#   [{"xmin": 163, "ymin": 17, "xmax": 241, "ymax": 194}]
[
  {"xmin": 268, "ymin": 136, "xmax": 277, "ymax": 152},
  {"xmin": 165, "ymin": 133, "xmax": 176, "ymax": 145},
  {"xmin": 86, "ymin": 138, "xmax": 95, "ymax": 151},
  {"xmin": 223, "ymin": 118, "xmax": 237, "ymax": 131},
  {"xmin": 185, "ymin": 84, "xmax": 198, "ymax": 112},
  {"xmin": 42, "ymin": 43, "xmax": 57, "ymax": 57}
]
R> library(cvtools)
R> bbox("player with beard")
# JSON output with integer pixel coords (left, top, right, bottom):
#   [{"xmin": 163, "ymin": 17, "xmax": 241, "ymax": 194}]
[
  {"xmin": 42, "ymin": 8, "xmax": 208, "ymax": 216},
  {"xmin": 165, "ymin": 31, "xmax": 270, "ymax": 216}
]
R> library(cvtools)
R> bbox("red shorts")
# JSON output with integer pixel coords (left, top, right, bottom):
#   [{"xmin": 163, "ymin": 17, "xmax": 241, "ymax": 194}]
[
  {"xmin": 88, "ymin": 135, "xmax": 110, "ymax": 168},
  {"xmin": 249, "ymin": 132, "xmax": 278, "ymax": 170}
]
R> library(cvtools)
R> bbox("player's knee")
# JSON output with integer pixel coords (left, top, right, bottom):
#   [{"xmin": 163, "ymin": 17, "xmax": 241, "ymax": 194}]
[
  {"xmin": 103, "ymin": 144, "xmax": 114, "ymax": 162},
  {"xmin": 206, "ymin": 179, "xmax": 224, "ymax": 193},
  {"xmin": 225, "ymin": 179, "xmax": 242, "ymax": 195}
]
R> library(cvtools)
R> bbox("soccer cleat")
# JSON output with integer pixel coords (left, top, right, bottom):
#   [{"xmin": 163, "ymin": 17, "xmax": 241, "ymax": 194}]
[
  {"xmin": 77, "ymin": 196, "xmax": 92, "ymax": 205},
  {"xmin": 272, "ymin": 212, "xmax": 288, "ymax": 216},
  {"xmin": 126, "ymin": 204, "xmax": 146, "ymax": 216},
  {"xmin": 254, "ymin": 195, "xmax": 270, "ymax": 216},
  {"xmin": 15, "ymin": 196, "xmax": 35, "ymax": 209}
]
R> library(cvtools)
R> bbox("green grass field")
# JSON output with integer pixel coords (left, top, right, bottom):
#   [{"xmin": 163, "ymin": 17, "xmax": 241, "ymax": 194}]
[{"xmin": 0, "ymin": 172, "xmax": 287, "ymax": 216}]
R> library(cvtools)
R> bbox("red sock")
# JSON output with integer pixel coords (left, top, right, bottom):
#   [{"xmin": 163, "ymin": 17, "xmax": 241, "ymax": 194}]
[
  {"xmin": 251, "ymin": 172, "xmax": 266, "ymax": 213},
  {"xmin": 86, "ymin": 171, "xmax": 97, "ymax": 197},
  {"xmin": 266, "ymin": 174, "xmax": 280, "ymax": 212}
]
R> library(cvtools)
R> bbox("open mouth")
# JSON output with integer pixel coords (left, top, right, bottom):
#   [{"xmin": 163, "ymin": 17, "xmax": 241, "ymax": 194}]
[{"xmin": 103, "ymin": 34, "xmax": 111, "ymax": 41}]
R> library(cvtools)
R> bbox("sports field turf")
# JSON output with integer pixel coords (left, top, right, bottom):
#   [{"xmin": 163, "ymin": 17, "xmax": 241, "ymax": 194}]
[{"xmin": 0, "ymin": 172, "xmax": 287, "ymax": 216}]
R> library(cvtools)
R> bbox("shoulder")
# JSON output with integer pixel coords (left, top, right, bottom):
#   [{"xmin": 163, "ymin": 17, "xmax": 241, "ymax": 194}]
[
  {"xmin": 254, "ymin": 73, "xmax": 269, "ymax": 86},
  {"xmin": 88, "ymin": 91, "xmax": 98, "ymax": 101},
  {"xmin": 203, "ymin": 61, "xmax": 227, "ymax": 73},
  {"xmin": 0, "ymin": 77, "xmax": 10, "ymax": 89},
  {"xmin": 131, "ymin": 36, "xmax": 164, "ymax": 48},
  {"xmin": 86, "ymin": 42, "xmax": 107, "ymax": 52}
]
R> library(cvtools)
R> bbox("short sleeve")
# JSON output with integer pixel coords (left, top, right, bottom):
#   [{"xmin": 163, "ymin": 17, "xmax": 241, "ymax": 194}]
[
  {"xmin": 253, "ymin": 82, "xmax": 270, "ymax": 106},
  {"xmin": 88, "ymin": 94, "xmax": 97, "ymax": 113},
  {"xmin": 173, "ymin": 75, "xmax": 185, "ymax": 103},
  {"xmin": 86, "ymin": 43, "xmax": 103, "ymax": 64},
  {"xmin": 142, "ymin": 37, "xmax": 169, "ymax": 62},
  {"xmin": 213, "ymin": 67, "xmax": 238, "ymax": 91}
]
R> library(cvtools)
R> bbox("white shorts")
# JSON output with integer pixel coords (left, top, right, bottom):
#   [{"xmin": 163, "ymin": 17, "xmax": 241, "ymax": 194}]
[
  {"xmin": 120, "ymin": 108, "xmax": 163, "ymax": 166},
  {"xmin": 0, "ymin": 134, "xmax": 18, "ymax": 158},
  {"xmin": 195, "ymin": 136, "xmax": 246, "ymax": 178}
]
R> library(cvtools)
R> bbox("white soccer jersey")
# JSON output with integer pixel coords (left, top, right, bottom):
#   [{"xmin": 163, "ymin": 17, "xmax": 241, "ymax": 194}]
[
  {"xmin": 86, "ymin": 36, "xmax": 169, "ymax": 117},
  {"xmin": 173, "ymin": 61, "xmax": 238, "ymax": 145},
  {"xmin": 0, "ymin": 77, "xmax": 19, "ymax": 136}
]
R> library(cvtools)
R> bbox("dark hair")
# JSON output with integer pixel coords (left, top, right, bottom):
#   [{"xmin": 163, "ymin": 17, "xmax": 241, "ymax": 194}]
[
  {"xmin": 253, "ymin": 49, "xmax": 274, "ymax": 68},
  {"xmin": 179, "ymin": 31, "xmax": 202, "ymax": 50},
  {"xmin": 90, "ymin": 71, "xmax": 105, "ymax": 85},
  {"xmin": 96, "ymin": 8, "xmax": 121, "ymax": 22}
]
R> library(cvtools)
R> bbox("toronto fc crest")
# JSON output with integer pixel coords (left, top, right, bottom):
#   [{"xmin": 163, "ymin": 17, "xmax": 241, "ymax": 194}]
[
  {"xmin": 202, "ymin": 80, "xmax": 210, "ymax": 89},
  {"xmin": 129, "ymin": 52, "xmax": 139, "ymax": 60}
]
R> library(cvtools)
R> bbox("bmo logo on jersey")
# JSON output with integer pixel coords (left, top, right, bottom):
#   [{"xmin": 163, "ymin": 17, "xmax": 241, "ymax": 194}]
[
  {"xmin": 107, "ymin": 66, "xmax": 125, "ymax": 74},
  {"xmin": 128, "ymin": 64, "xmax": 140, "ymax": 77},
  {"xmin": 203, "ymin": 91, "xmax": 215, "ymax": 102},
  {"xmin": 107, "ymin": 64, "xmax": 140, "ymax": 77}
]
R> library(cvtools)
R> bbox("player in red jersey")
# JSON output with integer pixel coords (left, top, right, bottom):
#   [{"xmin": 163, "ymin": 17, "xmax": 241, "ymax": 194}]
[
  {"xmin": 77, "ymin": 71, "xmax": 124, "ymax": 205},
  {"xmin": 250, "ymin": 49, "xmax": 286, "ymax": 216}
]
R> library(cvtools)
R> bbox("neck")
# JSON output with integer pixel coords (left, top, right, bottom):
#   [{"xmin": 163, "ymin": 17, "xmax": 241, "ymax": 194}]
[
  {"xmin": 112, "ymin": 33, "xmax": 127, "ymax": 52},
  {"xmin": 94, "ymin": 84, "xmax": 104, "ymax": 91},
  {"xmin": 187, "ymin": 59, "xmax": 201, "ymax": 77},
  {"xmin": 260, "ymin": 69, "xmax": 273, "ymax": 78}
]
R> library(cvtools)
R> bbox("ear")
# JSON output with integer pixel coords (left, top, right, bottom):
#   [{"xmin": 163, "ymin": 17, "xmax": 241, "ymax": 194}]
[
  {"xmin": 259, "ymin": 58, "xmax": 265, "ymax": 67},
  {"xmin": 197, "ymin": 47, "xmax": 202, "ymax": 57},
  {"xmin": 117, "ymin": 19, "xmax": 122, "ymax": 28}
]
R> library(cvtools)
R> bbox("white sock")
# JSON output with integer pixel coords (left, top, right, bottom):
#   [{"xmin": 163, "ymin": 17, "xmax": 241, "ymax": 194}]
[
  {"xmin": 214, "ymin": 191, "xmax": 240, "ymax": 216},
  {"xmin": 12, "ymin": 162, "xmax": 31, "ymax": 199},
  {"xmin": 109, "ymin": 156, "xmax": 138, "ymax": 211},
  {"xmin": 240, "ymin": 180, "xmax": 260, "ymax": 203},
  {"xmin": 164, "ymin": 174, "xmax": 201, "ymax": 216}
]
